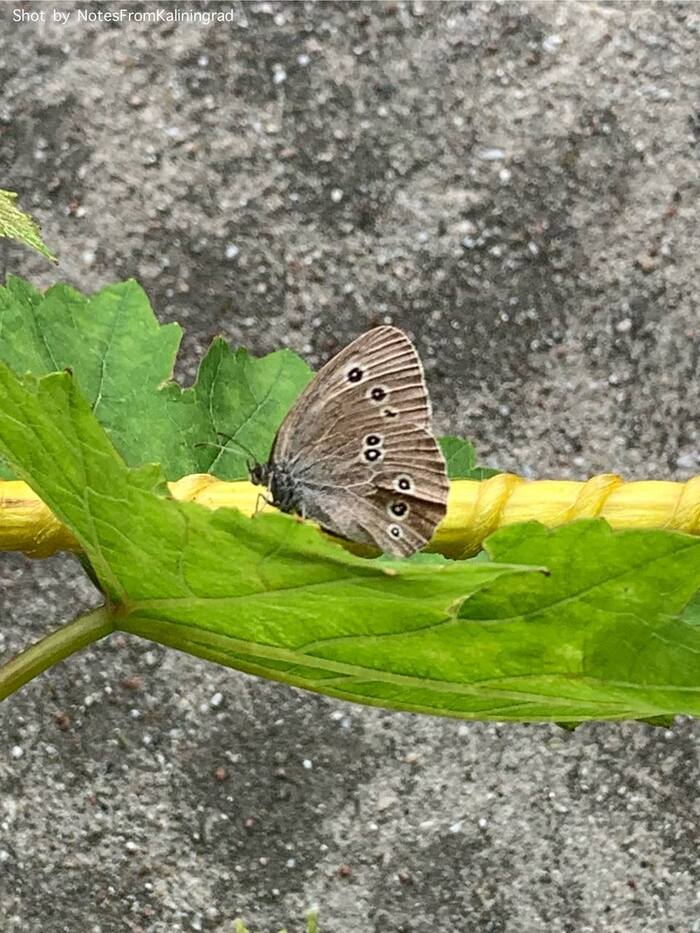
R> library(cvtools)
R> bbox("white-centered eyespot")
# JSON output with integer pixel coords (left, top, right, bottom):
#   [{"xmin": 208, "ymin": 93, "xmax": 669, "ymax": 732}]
[
  {"xmin": 389, "ymin": 524, "xmax": 403, "ymax": 539},
  {"xmin": 367, "ymin": 384, "xmax": 388, "ymax": 404},
  {"xmin": 387, "ymin": 500, "xmax": 409, "ymax": 520},
  {"xmin": 346, "ymin": 364, "xmax": 366, "ymax": 384},
  {"xmin": 363, "ymin": 433, "xmax": 383, "ymax": 448},
  {"xmin": 363, "ymin": 448, "xmax": 383, "ymax": 463},
  {"xmin": 393, "ymin": 474, "xmax": 413, "ymax": 493}
]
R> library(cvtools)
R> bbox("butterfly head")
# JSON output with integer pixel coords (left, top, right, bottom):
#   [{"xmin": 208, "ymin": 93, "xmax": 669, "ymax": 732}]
[{"xmin": 249, "ymin": 461, "xmax": 270, "ymax": 487}]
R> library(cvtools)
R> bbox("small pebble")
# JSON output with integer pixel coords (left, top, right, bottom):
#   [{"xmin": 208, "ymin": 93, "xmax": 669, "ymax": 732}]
[
  {"xmin": 330, "ymin": 188, "xmax": 344, "ymax": 203},
  {"xmin": 209, "ymin": 692, "xmax": 223, "ymax": 708},
  {"xmin": 11, "ymin": 745, "xmax": 23, "ymax": 760},
  {"xmin": 53, "ymin": 711, "xmax": 71, "ymax": 731},
  {"xmin": 542, "ymin": 34, "xmax": 562, "ymax": 53},
  {"xmin": 636, "ymin": 254, "xmax": 657, "ymax": 274}
]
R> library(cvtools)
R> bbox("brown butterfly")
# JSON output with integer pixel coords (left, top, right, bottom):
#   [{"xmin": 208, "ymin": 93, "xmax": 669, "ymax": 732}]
[{"xmin": 248, "ymin": 326, "xmax": 449, "ymax": 557}]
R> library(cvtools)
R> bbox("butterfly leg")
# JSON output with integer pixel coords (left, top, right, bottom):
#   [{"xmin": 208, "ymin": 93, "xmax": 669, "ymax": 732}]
[{"xmin": 254, "ymin": 492, "xmax": 281, "ymax": 518}]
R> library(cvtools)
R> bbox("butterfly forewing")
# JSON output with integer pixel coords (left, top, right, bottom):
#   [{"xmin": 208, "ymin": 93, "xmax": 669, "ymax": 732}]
[
  {"xmin": 265, "ymin": 325, "xmax": 449, "ymax": 557},
  {"xmin": 272, "ymin": 326, "xmax": 431, "ymax": 460}
]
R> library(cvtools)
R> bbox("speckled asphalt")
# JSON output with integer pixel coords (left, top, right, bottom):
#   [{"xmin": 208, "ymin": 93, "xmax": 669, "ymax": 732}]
[{"xmin": 1, "ymin": 3, "xmax": 699, "ymax": 932}]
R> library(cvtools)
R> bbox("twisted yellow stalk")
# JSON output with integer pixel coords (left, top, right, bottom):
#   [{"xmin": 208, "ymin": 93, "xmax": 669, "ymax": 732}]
[{"xmin": 3, "ymin": 472, "xmax": 699, "ymax": 560}]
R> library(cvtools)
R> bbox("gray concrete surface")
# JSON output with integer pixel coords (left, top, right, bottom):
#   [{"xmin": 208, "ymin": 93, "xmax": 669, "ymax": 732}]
[{"xmin": 1, "ymin": 2, "xmax": 699, "ymax": 931}]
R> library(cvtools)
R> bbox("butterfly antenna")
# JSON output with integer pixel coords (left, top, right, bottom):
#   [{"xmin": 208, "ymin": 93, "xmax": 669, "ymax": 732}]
[{"xmin": 194, "ymin": 433, "xmax": 261, "ymax": 463}]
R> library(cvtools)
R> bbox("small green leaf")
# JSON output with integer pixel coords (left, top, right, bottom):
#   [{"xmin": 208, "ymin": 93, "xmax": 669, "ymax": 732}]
[
  {"xmin": 187, "ymin": 337, "xmax": 312, "ymax": 480},
  {"xmin": 440, "ymin": 435, "xmax": 500, "ymax": 480},
  {"xmin": 0, "ymin": 278, "xmax": 312, "ymax": 481},
  {"xmin": 0, "ymin": 190, "xmax": 57, "ymax": 262}
]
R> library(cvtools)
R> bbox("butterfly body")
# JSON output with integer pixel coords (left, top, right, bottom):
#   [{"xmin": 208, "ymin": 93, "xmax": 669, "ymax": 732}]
[
  {"xmin": 250, "ymin": 461, "xmax": 302, "ymax": 515},
  {"xmin": 250, "ymin": 326, "xmax": 449, "ymax": 557}
]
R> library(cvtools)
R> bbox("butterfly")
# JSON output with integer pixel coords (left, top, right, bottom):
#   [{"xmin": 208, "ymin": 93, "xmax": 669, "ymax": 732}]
[{"xmin": 249, "ymin": 326, "xmax": 449, "ymax": 557}]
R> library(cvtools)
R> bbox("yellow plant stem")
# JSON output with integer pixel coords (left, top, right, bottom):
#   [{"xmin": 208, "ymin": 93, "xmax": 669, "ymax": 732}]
[{"xmin": 2, "ymin": 472, "xmax": 700, "ymax": 560}]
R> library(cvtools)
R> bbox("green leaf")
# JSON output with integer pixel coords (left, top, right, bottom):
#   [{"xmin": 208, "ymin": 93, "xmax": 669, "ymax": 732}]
[
  {"xmin": 1, "ymin": 362, "xmax": 699, "ymax": 722},
  {"xmin": 0, "ymin": 363, "xmax": 534, "ymax": 699},
  {"xmin": 0, "ymin": 190, "xmax": 57, "ymax": 263},
  {"xmin": 188, "ymin": 336, "xmax": 312, "ymax": 480},
  {"xmin": 0, "ymin": 278, "xmax": 312, "ymax": 481},
  {"xmin": 440, "ymin": 435, "xmax": 500, "ymax": 480}
]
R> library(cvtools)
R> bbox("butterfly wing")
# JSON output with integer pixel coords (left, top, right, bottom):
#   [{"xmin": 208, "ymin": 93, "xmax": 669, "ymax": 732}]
[
  {"xmin": 272, "ymin": 326, "xmax": 432, "ymax": 462},
  {"xmin": 269, "ymin": 326, "xmax": 449, "ymax": 557}
]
